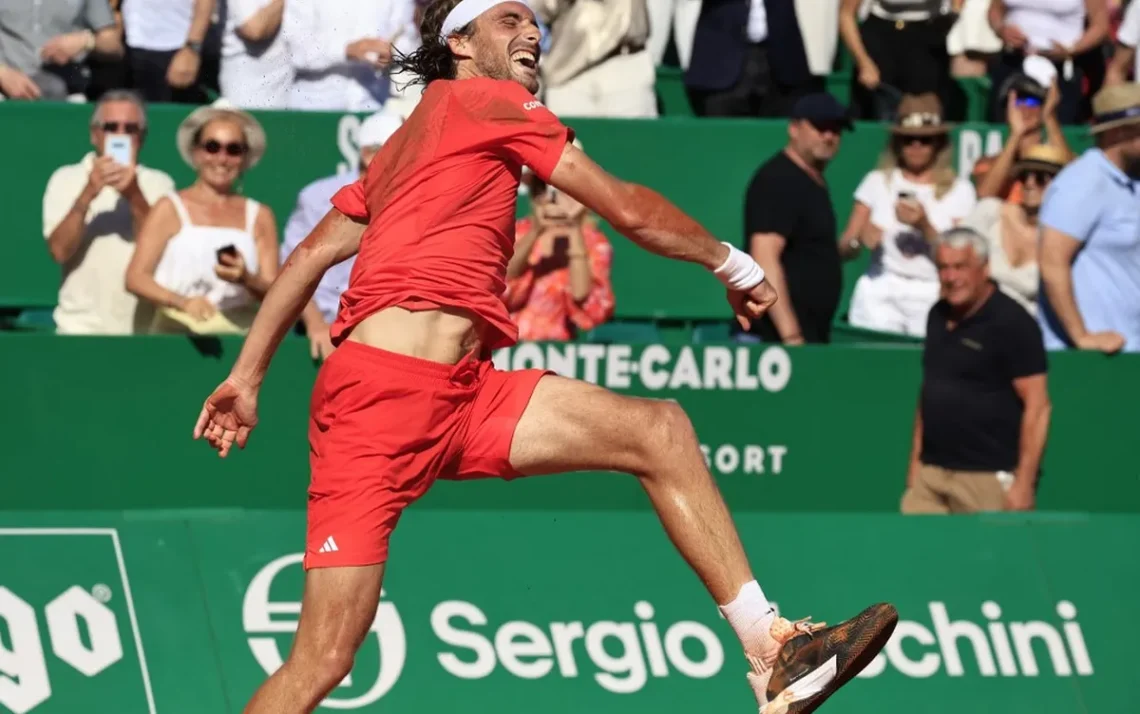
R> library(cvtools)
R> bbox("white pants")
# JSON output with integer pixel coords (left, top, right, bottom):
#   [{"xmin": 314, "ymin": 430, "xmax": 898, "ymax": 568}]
[
  {"xmin": 544, "ymin": 50, "xmax": 658, "ymax": 118},
  {"xmin": 645, "ymin": 0, "xmax": 701, "ymax": 68},
  {"xmin": 848, "ymin": 272, "xmax": 941, "ymax": 338}
]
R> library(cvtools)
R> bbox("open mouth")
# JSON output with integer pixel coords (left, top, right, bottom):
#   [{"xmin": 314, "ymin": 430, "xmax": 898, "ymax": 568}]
[{"xmin": 511, "ymin": 49, "xmax": 538, "ymax": 71}]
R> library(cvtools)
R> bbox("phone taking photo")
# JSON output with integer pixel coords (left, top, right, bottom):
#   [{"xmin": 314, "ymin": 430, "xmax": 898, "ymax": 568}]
[{"xmin": 104, "ymin": 134, "xmax": 132, "ymax": 166}]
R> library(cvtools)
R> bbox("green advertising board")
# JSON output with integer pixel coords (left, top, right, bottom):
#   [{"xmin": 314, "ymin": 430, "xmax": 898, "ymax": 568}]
[
  {"xmin": 0, "ymin": 511, "xmax": 1131, "ymax": 713},
  {"xmin": 2, "ymin": 333, "xmax": 1138, "ymax": 514}
]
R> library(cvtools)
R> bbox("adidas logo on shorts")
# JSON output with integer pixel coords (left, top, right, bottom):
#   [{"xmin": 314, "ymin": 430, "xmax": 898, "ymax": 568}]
[{"xmin": 317, "ymin": 536, "xmax": 339, "ymax": 553}]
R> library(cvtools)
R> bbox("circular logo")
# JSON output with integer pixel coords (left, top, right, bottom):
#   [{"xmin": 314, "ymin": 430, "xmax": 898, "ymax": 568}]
[{"xmin": 243, "ymin": 554, "xmax": 407, "ymax": 708}]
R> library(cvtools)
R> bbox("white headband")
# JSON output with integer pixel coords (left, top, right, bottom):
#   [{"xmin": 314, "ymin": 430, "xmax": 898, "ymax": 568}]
[{"xmin": 439, "ymin": 0, "xmax": 531, "ymax": 41}]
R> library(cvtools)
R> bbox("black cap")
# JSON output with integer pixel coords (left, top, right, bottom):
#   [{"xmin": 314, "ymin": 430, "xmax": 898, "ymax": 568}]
[{"xmin": 790, "ymin": 93, "xmax": 854, "ymax": 131}]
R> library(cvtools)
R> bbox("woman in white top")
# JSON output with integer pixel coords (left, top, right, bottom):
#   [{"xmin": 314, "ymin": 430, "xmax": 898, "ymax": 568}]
[
  {"xmin": 126, "ymin": 105, "xmax": 278, "ymax": 334},
  {"xmin": 963, "ymin": 130, "xmax": 1069, "ymax": 315},
  {"xmin": 987, "ymin": 0, "xmax": 1109, "ymax": 123},
  {"xmin": 843, "ymin": 93, "xmax": 977, "ymax": 337}
]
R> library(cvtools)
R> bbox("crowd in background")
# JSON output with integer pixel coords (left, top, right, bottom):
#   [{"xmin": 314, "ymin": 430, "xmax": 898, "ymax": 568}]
[{"xmin": 3, "ymin": 0, "xmax": 1140, "ymax": 120}]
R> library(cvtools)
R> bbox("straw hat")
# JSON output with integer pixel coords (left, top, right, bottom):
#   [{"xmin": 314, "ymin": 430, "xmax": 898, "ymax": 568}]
[
  {"xmin": 890, "ymin": 93, "xmax": 952, "ymax": 137},
  {"xmin": 1090, "ymin": 83, "xmax": 1140, "ymax": 134},
  {"xmin": 1013, "ymin": 143, "xmax": 1069, "ymax": 175},
  {"xmin": 176, "ymin": 99, "xmax": 267, "ymax": 170}
]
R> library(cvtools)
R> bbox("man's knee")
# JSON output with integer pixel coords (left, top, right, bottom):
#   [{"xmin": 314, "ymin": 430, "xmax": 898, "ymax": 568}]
[
  {"xmin": 288, "ymin": 640, "xmax": 358, "ymax": 689},
  {"xmin": 636, "ymin": 399, "xmax": 696, "ymax": 465}
]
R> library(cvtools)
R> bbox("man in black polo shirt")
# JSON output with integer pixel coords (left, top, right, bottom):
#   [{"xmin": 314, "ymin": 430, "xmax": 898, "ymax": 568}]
[
  {"xmin": 738, "ymin": 93, "xmax": 853, "ymax": 344},
  {"xmin": 903, "ymin": 227, "xmax": 1052, "ymax": 514}
]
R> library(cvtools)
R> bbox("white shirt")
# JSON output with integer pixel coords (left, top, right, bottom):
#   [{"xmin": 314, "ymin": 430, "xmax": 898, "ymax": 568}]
[
  {"xmin": 1117, "ymin": 0, "xmax": 1140, "ymax": 81},
  {"xmin": 42, "ymin": 153, "xmax": 176, "ymax": 334},
  {"xmin": 961, "ymin": 197, "xmax": 1040, "ymax": 316},
  {"xmin": 868, "ymin": 0, "xmax": 947, "ymax": 23},
  {"xmin": 855, "ymin": 168, "xmax": 977, "ymax": 282},
  {"xmin": 282, "ymin": 0, "xmax": 414, "ymax": 112},
  {"xmin": 1002, "ymin": 0, "xmax": 1085, "ymax": 52},
  {"xmin": 123, "ymin": 0, "xmax": 193, "ymax": 52},
  {"xmin": 220, "ymin": 0, "xmax": 293, "ymax": 109},
  {"xmin": 747, "ymin": 0, "xmax": 768, "ymax": 43}
]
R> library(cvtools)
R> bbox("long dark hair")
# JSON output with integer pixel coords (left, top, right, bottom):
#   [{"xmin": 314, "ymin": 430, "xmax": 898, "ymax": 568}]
[{"xmin": 391, "ymin": 0, "xmax": 473, "ymax": 88}]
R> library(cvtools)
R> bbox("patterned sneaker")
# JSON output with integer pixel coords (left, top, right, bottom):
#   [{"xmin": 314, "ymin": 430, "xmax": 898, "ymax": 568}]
[{"xmin": 746, "ymin": 603, "xmax": 898, "ymax": 714}]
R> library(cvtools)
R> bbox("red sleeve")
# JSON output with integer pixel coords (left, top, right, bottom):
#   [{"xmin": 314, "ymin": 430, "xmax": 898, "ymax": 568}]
[
  {"xmin": 330, "ymin": 179, "xmax": 368, "ymax": 221},
  {"xmin": 451, "ymin": 79, "xmax": 573, "ymax": 182}
]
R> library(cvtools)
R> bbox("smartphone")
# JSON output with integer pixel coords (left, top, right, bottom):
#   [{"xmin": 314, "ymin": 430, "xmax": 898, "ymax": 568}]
[
  {"xmin": 216, "ymin": 245, "xmax": 238, "ymax": 263},
  {"xmin": 897, "ymin": 191, "xmax": 916, "ymax": 201},
  {"xmin": 104, "ymin": 134, "xmax": 132, "ymax": 166}
]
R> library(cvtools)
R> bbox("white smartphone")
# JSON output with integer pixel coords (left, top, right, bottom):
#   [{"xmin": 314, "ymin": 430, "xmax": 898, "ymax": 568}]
[{"xmin": 104, "ymin": 134, "xmax": 133, "ymax": 166}]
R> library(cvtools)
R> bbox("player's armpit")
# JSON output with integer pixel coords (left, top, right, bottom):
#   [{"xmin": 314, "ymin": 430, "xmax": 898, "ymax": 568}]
[{"xmin": 546, "ymin": 143, "xmax": 728, "ymax": 271}]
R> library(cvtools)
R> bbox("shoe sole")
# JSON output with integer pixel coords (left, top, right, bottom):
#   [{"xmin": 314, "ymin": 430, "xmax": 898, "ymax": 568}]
[{"xmin": 777, "ymin": 603, "xmax": 899, "ymax": 714}]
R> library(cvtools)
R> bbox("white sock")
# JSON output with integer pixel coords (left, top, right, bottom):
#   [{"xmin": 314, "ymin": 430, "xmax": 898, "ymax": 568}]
[{"xmin": 719, "ymin": 581, "xmax": 777, "ymax": 656}]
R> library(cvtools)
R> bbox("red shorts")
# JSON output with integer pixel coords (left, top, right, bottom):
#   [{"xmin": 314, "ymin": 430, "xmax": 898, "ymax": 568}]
[{"xmin": 303, "ymin": 341, "xmax": 547, "ymax": 569}]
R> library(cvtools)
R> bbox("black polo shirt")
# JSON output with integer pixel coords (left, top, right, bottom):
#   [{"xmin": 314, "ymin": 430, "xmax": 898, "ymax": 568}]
[
  {"xmin": 740, "ymin": 151, "xmax": 842, "ymax": 343},
  {"xmin": 920, "ymin": 286, "xmax": 1048, "ymax": 472}
]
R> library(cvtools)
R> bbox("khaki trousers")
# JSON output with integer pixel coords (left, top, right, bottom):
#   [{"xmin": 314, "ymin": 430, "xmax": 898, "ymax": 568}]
[{"xmin": 901, "ymin": 464, "xmax": 1009, "ymax": 514}]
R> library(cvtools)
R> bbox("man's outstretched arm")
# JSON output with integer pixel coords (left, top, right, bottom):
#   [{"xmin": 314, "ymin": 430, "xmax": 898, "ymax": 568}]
[
  {"xmin": 546, "ymin": 142, "xmax": 730, "ymax": 270},
  {"xmin": 230, "ymin": 207, "xmax": 366, "ymax": 388}
]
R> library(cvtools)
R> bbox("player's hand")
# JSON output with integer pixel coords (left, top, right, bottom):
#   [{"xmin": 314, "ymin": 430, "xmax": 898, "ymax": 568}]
[
  {"xmin": 194, "ymin": 376, "xmax": 259, "ymax": 458},
  {"xmin": 1076, "ymin": 331, "xmax": 1126, "ymax": 354},
  {"xmin": 728, "ymin": 280, "xmax": 777, "ymax": 331}
]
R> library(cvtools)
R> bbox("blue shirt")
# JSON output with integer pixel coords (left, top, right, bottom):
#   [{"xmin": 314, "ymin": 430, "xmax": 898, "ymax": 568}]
[
  {"xmin": 281, "ymin": 171, "xmax": 359, "ymax": 324},
  {"xmin": 1038, "ymin": 149, "xmax": 1140, "ymax": 352}
]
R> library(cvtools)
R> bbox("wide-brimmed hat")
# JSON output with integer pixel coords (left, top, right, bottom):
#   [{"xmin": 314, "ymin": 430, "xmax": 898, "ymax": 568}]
[
  {"xmin": 1090, "ymin": 83, "xmax": 1140, "ymax": 134},
  {"xmin": 1013, "ymin": 143, "xmax": 1069, "ymax": 175},
  {"xmin": 176, "ymin": 99, "xmax": 267, "ymax": 170},
  {"xmin": 890, "ymin": 93, "xmax": 952, "ymax": 137}
]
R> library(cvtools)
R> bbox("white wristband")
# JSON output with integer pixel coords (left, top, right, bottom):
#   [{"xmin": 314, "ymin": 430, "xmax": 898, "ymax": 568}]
[{"xmin": 712, "ymin": 242, "xmax": 765, "ymax": 291}]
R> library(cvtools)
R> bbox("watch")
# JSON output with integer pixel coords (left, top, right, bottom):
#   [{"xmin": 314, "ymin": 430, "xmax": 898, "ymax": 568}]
[{"xmin": 185, "ymin": 40, "xmax": 203, "ymax": 54}]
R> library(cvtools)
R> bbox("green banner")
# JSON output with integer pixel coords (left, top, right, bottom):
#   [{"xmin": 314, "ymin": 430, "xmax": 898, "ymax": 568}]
[
  {"xmin": 2, "ymin": 102, "xmax": 1095, "ymax": 320},
  {"xmin": 0, "ymin": 511, "xmax": 1131, "ymax": 713},
  {"xmin": 1, "ymin": 334, "xmax": 1137, "ymax": 514}
]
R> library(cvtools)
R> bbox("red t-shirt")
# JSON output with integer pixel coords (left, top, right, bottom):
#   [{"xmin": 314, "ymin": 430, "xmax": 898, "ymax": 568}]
[{"xmin": 328, "ymin": 77, "xmax": 574, "ymax": 349}]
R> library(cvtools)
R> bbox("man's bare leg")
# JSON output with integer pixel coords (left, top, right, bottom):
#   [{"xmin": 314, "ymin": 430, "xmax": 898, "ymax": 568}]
[
  {"xmin": 509, "ymin": 376, "xmax": 896, "ymax": 713},
  {"xmin": 244, "ymin": 565, "xmax": 384, "ymax": 714}
]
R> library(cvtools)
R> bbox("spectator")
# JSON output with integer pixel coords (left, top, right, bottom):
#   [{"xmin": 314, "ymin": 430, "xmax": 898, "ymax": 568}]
[
  {"xmin": 1106, "ymin": 0, "xmax": 1140, "ymax": 84},
  {"xmin": 964, "ymin": 98, "xmax": 1071, "ymax": 315},
  {"xmin": 685, "ymin": 0, "xmax": 818, "ymax": 117},
  {"xmin": 384, "ymin": 0, "xmax": 430, "ymax": 119},
  {"xmin": 847, "ymin": 93, "xmax": 977, "ymax": 337},
  {"xmin": 646, "ymin": 0, "xmax": 701, "ymax": 69},
  {"xmin": 839, "ymin": 0, "xmax": 960, "ymax": 121},
  {"xmin": 739, "ymin": 94, "xmax": 854, "ymax": 345},
  {"xmin": 1038, "ymin": 83, "xmax": 1140, "ymax": 354},
  {"xmin": 282, "ymin": 0, "xmax": 413, "ymax": 112},
  {"xmin": 122, "ymin": 0, "xmax": 218, "ymax": 103},
  {"xmin": 505, "ymin": 141, "xmax": 615, "ymax": 341},
  {"xmin": 0, "ymin": 0, "xmax": 124, "ymax": 100},
  {"xmin": 125, "ymin": 104, "xmax": 277, "ymax": 334},
  {"xmin": 902, "ymin": 227, "xmax": 1050, "ymax": 514},
  {"xmin": 947, "ymin": 0, "xmax": 1003, "ymax": 78},
  {"xmin": 533, "ymin": 0, "xmax": 657, "ymax": 118},
  {"xmin": 42, "ymin": 90, "xmax": 174, "ymax": 334},
  {"xmin": 281, "ymin": 110, "xmax": 404, "ymax": 360},
  {"xmin": 219, "ymin": 0, "xmax": 291, "ymax": 109},
  {"xmin": 987, "ymin": 0, "xmax": 1110, "ymax": 124}
]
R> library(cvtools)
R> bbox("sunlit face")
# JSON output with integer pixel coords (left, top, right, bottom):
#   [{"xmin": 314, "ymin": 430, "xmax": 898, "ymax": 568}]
[
  {"xmin": 788, "ymin": 119, "xmax": 842, "ymax": 164},
  {"xmin": 91, "ymin": 100, "xmax": 144, "ymax": 163},
  {"xmin": 897, "ymin": 134, "xmax": 940, "ymax": 172},
  {"xmin": 937, "ymin": 243, "xmax": 989, "ymax": 309},
  {"xmin": 455, "ymin": 2, "xmax": 542, "ymax": 93},
  {"xmin": 192, "ymin": 118, "xmax": 249, "ymax": 191}
]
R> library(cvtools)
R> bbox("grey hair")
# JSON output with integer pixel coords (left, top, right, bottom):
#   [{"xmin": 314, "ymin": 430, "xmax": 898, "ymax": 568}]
[
  {"xmin": 936, "ymin": 227, "xmax": 990, "ymax": 261},
  {"xmin": 90, "ymin": 90, "xmax": 148, "ymax": 131}
]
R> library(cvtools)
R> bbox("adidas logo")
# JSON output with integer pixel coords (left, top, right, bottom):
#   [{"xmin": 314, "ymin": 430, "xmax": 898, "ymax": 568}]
[{"xmin": 317, "ymin": 536, "xmax": 339, "ymax": 554}]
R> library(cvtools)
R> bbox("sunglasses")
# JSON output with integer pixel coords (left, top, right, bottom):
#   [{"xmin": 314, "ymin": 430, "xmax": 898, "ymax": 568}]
[
  {"xmin": 101, "ymin": 122, "xmax": 141, "ymax": 134},
  {"xmin": 901, "ymin": 135, "xmax": 937, "ymax": 146},
  {"xmin": 198, "ymin": 139, "xmax": 248, "ymax": 157},
  {"xmin": 1019, "ymin": 170, "xmax": 1055, "ymax": 184}
]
